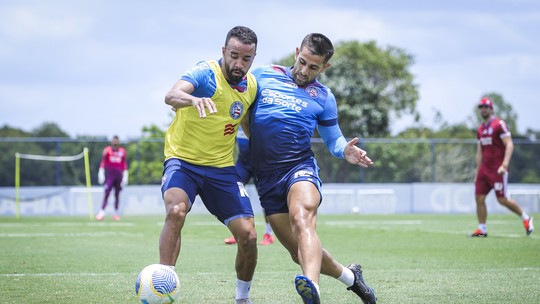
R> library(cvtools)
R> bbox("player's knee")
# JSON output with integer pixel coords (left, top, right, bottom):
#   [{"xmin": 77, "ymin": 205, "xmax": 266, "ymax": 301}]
[
  {"xmin": 235, "ymin": 228, "xmax": 257, "ymax": 248},
  {"xmin": 290, "ymin": 213, "xmax": 314, "ymax": 233},
  {"xmin": 166, "ymin": 203, "xmax": 188, "ymax": 221}
]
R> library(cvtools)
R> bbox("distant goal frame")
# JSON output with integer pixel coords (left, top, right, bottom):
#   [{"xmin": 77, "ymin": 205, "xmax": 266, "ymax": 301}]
[{"xmin": 14, "ymin": 147, "xmax": 93, "ymax": 219}]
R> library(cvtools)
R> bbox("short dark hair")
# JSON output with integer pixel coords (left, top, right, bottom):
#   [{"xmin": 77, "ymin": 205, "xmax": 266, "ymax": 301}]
[
  {"xmin": 300, "ymin": 33, "xmax": 334, "ymax": 63},
  {"xmin": 225, "ymin": 26, "xmax": 258, "ymax": 49}
]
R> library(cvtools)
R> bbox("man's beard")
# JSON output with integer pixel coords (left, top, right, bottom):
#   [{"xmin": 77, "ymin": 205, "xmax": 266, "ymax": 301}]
[{"xmin": 226, "ymin": 65, "xmax": 245, "ymax": 84}]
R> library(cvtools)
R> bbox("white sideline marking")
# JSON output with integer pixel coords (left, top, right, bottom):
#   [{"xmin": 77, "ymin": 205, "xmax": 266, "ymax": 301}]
[
  {"xmin": 2, "ymin": 267, "xmax": 537, "ymax": 278},
  {"xmin": 0, "ymin": 272, "xmax": 121, "ymax": 277},
  {"xmin": 0, "ymin": 222, "xmax": 134, "ymax": 227},
  {"xmin": 349, "ymin": 224, "xmax": 538, "ymax": 239},
  {"xmin": 323, "ymin": 220, "xmax": 422, "ymax": 226},
  {"xmin": 367, "ymin": 267, "xmax": 540, "ymax": 273},
  {"xmin": 0, "ymin": 232, "xmax": 143, "ymax": 238}
]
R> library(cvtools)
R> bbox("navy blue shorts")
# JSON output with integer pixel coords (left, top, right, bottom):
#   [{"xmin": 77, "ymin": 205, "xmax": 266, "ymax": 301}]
[
  {"xmin": 161, "ymin": 158, "xmax": 253, "ymax": 225},
  {"xmin": 235, "ymin": 158, "xmax": 254, "ymax": 185},
  {"xmin": 255, "ymin": 157, "xmax": 322, "ymax": 216}
]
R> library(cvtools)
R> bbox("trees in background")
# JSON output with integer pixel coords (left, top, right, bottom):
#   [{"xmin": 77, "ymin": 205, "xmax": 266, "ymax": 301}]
[
  {"xmin": 1, "ymin": 41, "xmax": 538, "ymax": 185},
  {"xmin": 320, "ymin": 41, "xmax": 420, "ymax": 138},
  {"xmin": 125, "ymin": 125, "xmax": 164, "ymax": 185}
]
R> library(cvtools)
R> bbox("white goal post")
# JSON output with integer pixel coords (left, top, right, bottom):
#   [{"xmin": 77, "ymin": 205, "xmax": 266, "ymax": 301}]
[{"xmin": 14, "ymin": 147, "xmax": 93, "ymax": 219}]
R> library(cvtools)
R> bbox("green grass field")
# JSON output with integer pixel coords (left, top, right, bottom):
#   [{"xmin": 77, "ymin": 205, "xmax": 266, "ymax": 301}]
[{"xmin": 1, "ymin": 213, "xmax": 538, "ymax": 303}]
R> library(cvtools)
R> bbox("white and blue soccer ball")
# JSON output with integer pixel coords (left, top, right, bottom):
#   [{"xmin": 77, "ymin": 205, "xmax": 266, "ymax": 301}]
[{"xmin": 135, "ymin": 264, "xmax": 180, "ymax": 304}]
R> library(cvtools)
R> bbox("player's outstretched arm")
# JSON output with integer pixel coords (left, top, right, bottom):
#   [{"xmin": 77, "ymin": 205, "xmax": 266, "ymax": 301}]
[
  {"xmin": 344, "ymin": 137, "xmax": 373, "ymax": 168},
  {"xmin": 164, "ymin": 80, "xmax": 217, "ymax": 118}
]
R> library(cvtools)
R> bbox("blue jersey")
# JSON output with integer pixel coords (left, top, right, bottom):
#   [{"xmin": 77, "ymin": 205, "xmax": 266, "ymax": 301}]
[{"xmin": 249, "ymin": 65, "xmax": 340, "ymax": 173}]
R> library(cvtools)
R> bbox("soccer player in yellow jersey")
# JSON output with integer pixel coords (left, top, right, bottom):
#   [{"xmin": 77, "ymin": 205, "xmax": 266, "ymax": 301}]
[{"xmin": 160, "ymin": 26, "xmax": 258, "ymax": 304}]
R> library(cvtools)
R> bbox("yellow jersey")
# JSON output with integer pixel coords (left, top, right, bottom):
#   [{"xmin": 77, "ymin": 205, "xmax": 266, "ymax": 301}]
[{"xmin": 164, "ymin": 60, "xmax": 257, "ymax": 167}]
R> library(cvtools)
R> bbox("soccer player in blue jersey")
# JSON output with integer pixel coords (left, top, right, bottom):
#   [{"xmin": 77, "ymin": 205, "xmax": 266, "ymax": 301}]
[
  {"xmin": 248, "ymin": 33, "xmax": 377, "ymax": 304},
  {"xmin": 160, "ymin": 26, "xmax": 258, "ymax": 304}
]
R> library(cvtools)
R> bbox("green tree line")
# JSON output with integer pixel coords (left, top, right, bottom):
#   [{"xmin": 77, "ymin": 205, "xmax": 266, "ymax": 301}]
[{"xmin": 1, "ymin": 40, "xmax": 539, "ymax": 186}]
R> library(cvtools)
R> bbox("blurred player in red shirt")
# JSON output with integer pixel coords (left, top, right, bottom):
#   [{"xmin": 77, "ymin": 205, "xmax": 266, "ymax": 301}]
[
  {"xmin": 471, "ymin": 97, "xmax": 533, "ymax": 237},
  {"xmin": 95, "ymin": 135, "xmax": 128, "ymax": 221}
]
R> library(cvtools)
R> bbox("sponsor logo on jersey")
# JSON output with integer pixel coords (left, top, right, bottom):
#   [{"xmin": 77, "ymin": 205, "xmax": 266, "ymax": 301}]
[
  {"xmin": 229, "ymin": 101, "xmax": 244, "ymax": 120},
  {"xmin": 305, "ymin": 86, "xmax": 318, "ymax": 98},
  {"xmin": 109, "ymin": 155, "xmax": 123, "ymax": 163},
  {"xmin": 223, "ymin": 123, "xmax": 238, "ymax": 136},
  {"xmin": 479, "ymin": 137, "xmax": 492, "ymax": 145},
  {"xmin": 260, "ymin": 88, "xmax": 308, "ymax": 113}
]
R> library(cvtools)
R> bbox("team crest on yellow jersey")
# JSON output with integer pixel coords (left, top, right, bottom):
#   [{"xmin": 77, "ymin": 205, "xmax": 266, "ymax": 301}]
[{"xmin": 229, "ymin": 101, "xmax": 244, "ymax": 120}]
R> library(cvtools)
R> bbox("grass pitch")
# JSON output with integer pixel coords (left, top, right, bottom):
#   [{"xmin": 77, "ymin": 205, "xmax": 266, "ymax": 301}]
[{"xmin": 0, "ymin": 213, "xmax": 538, "ymax": 303}]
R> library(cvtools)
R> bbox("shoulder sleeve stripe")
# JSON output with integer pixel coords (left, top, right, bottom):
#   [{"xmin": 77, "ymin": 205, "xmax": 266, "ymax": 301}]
[
  {"xmin": 319, "ymin": 118, "xmax": 338, "ymax": 127},
  {"xmin": 272, "ymin": 65, "xmax": 287, "ymax": 74}
]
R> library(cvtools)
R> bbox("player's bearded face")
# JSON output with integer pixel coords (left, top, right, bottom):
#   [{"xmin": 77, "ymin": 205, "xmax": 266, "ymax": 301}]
[
  {"xmin": 222, "ymin": 38, "xmax": 256, "ymax": 84},
  {"xmin": 112, "ymin": 138, "xmax": 120, "ymax": 150},
  {"xmin": 478, "ymin": 106, "xmax": 492, "ymax": 119},
  {"xmin": 291, "ymin": 47, "xmax": 330, "ymax": 86},
  {"xmin": 224, "ymin": 61, "xmax": 246, "ymax": 84}
]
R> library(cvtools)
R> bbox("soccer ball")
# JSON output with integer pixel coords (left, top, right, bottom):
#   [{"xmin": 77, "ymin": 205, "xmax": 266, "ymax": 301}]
[{"xmin": 135, "ymin": 264, "xmax": 180, "ymax": 303}]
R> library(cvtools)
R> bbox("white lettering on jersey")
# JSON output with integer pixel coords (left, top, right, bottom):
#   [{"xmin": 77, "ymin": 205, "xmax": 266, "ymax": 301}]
[
  {"xmin": 261, "ymin": 88, "xmax": 308, "ymax": 113},
  {"xmin": 237, "ymin": 182, "xmax": 249, "ymax": 197},
  {"xmin": 479, "ymin": 137, "xmax": 492, "ymax": 146},
  {"xmin": 109, "ymin": 155, "xmax": 123, "ymax": 163}
]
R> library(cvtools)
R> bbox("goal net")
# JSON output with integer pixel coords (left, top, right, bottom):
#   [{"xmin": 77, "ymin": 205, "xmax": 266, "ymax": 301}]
[{"xmin": 14, "ymin": 147, "xmax": 93, "ymax": 219}]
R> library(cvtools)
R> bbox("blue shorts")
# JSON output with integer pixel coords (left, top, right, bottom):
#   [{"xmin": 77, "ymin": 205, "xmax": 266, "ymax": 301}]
[
  {"xmin": 255, "ymin": 157, "xmax": 322, "ymax": 216},
  {"xmin": 161, "ymin": 158, "xmax": 253, "ymax": 225},
  {"xmin": 235, "ymin": 158, "xmax": 254, "ymax": 185}
]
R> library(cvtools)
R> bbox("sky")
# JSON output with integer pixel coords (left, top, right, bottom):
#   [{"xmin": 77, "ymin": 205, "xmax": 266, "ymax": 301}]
[{"xmin": 1, "ymin": 0, "xmax": 539, "ymax": 140}]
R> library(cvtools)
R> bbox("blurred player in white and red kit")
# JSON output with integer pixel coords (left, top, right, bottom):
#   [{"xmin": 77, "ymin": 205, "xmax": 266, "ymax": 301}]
[
  {"xmin": 96, "ymin": 135, "xmax": 128, "ymax": 221},
  {"xmin": 471, "ymin": 97, "xmax": 534, "ymax": 237}
]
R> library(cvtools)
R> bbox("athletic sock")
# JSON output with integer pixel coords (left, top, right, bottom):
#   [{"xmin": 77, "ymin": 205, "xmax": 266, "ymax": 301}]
[
  {"xmin": 265, "ymin": 223, "xmax": 273, "ymax": 235},
  {"xmin": 337, "ymin": 265, "xmax": 355, "ymax": 288},
  {"xmin": 236, "ymin": 279, "xmax": 251, "ymax": 300},
  {"xmin": 313, "ymin": 281, "xmax": 320, "ymax": 296},
  {"xmin": 521, "ymin": 212, "xmax": 530, "ymax": 221},
  {"xmin": 478, "ymin": 223, "xmax": 487, "ymax": 233}
]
